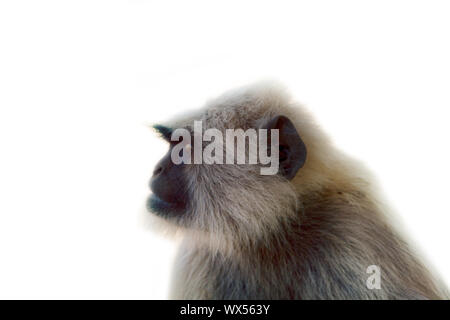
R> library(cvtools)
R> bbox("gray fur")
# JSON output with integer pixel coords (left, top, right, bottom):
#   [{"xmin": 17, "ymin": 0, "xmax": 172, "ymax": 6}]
[{"xmin": 152, "ymin": 82, "xmax": 449, "ymax": 300}]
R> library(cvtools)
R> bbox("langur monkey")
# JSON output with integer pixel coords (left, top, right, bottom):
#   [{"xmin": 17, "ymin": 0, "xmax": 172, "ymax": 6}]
[{"xmin": 147, "ymin": 82, "xmax": 448, "ymax": 299}]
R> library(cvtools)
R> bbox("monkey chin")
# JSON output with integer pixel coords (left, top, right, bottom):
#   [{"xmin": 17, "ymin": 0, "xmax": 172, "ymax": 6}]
[{"xmin": 146, "ymin": 194, "xmax": 186, "ymax": 219}]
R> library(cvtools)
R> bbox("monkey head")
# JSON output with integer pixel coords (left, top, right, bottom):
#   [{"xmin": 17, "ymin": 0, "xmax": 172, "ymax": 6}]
[{"xmin": 147, "ymin": 83, "xmax": 310, "ymax": 245}]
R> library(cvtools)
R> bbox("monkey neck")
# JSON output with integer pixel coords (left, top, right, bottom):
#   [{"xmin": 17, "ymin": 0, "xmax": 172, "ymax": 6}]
[{"xmin": 188, "ymin": 184, "xmax": 381, "ymax": 263}]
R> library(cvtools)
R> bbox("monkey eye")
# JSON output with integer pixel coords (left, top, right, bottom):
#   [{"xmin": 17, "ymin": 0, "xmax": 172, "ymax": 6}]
[{"xmin": 170, "ymin": 141, "xmax": 192, "ymax": 161}]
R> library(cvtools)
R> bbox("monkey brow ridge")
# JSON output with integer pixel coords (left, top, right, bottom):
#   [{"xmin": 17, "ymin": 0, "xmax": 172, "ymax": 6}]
[{"xmin": 152, "ymin": 124, "xmax": 173, "ymax": 141}]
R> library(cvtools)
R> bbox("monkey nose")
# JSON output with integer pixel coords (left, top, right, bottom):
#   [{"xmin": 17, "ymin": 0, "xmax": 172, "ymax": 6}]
[{"xmin": 153, "ymin": 165, "xmax": 163, "ymax": 176}]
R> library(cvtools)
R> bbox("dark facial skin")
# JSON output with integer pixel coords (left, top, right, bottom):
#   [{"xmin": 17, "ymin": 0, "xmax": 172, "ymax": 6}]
[{"xmin": 147, "ymin": 125, "xmax": 189, "ymax": 218}]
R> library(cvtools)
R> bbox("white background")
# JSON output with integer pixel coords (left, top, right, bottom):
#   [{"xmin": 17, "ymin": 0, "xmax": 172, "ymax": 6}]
[{"xmin": 0, "ymin": 0, "xmax": 449, "ymax": 299}]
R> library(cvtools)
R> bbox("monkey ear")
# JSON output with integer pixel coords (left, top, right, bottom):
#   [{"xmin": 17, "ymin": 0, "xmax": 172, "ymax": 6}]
[{"xmin": 262, "ymin": 115, "xmax": 307, "ymax": 180}]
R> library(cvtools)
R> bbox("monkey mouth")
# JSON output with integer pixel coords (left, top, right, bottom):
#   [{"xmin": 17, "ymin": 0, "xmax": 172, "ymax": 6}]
[{"xmin": 146, "ymin": 194, "xmax": 185, "ymax": 217}]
